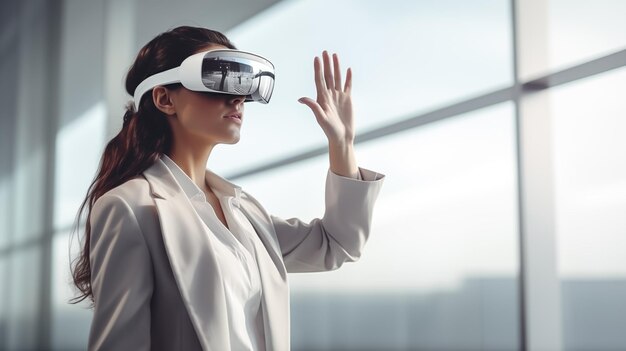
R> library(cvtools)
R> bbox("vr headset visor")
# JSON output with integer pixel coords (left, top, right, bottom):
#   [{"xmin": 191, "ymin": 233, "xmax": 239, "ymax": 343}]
[{"xmin": 133, "ymin": 49, "xmax": 275, "ymax": 108}]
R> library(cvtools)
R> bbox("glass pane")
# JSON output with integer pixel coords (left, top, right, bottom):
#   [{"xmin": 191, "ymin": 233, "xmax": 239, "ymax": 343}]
[
  {"xmin": 549, "ymin": 0, "xmax": 626, "ymax": 72},
  {"xmin": 236, "ymin": 102, "xmax": 520, "ymax": 350},
  {"xmin": 0, "ymin": 42, "xmax": 18, "ymax": 250},
  {"xmin": 12, "ymin": 147, "xmax": 47, "ymax": 246},
  {"xmin": 214, "ymin": 0, "xmax": 513, "ymax": 175},
  {"xmin": 0, "ymin": 176, "xmax": 11, "ymax": 250},
  {"xmin": 552, "ymin": 67, "xmax": 626, "ymax": 350},
  {"xmin": 51, "ymin": 230, "xmax": 92, "ymax": 350},
  {"xmin": 53, "ymin": 102, "xmax": 106, "ymax": 230},
  {"xmin": 5, "ymin": 246, "xmax": 42, "ymax": 350},
  {"xmin": 0, "ymin": 255, "xmax": 7, "ymax": 349}
]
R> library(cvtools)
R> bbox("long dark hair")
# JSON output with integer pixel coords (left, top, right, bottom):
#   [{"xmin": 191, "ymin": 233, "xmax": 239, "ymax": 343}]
[{"xmin": 69, "ymin": 26, "xmax": 237, "ymax": 307}]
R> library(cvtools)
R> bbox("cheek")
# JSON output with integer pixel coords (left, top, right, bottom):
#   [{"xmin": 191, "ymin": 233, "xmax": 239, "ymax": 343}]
[
  {"xmin": 178, "ymin": 100, "xmax": 223, "ymax": 129},
  {"xmin": 181, "ymin": 110, "xmax": 222, "ymax": 131}
]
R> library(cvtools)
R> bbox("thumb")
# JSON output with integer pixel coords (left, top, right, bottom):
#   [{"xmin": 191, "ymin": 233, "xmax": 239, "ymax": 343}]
[{"xmin": 298, "ymin": 97, "xmax": 325, "ymax": 120}]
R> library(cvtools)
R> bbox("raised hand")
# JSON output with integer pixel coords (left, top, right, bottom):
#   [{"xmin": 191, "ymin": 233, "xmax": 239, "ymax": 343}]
[
  {"xmin": 298, "ymin": 50, "xmax": 359, "ymax": 178},
  {"xmin": 298, "ymin": 50, "xmax": 354, "ymax": 145}
]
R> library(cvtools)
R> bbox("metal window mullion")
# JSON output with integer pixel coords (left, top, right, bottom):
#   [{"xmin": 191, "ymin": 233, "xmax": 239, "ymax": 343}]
[
  {"xmin": 37, "ymin": 0, "xmax": 63, "ymax": 348},
  {"xmin": 104, "ymin": 0, "xmax": 137, "ymax": 141},
  {"xmin": 515, "ymin": 0, "xmax": 563, "ymax": 350},
  {"xmin": 11, "ymin": 0, "xmax": 61, "ymax": 349},
  {"xmin": 510, "ymin": 0, "xmax": 528, "ymax": 349}
]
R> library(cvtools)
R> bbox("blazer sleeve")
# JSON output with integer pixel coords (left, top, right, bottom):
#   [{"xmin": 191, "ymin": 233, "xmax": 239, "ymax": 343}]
[
  {"xmin": 88, "ymin": 194, "xmax": 153, "ymax": 351},
  {"xmin": 271, "ymin": 166, "xmax": 385, "ymax": 273}
]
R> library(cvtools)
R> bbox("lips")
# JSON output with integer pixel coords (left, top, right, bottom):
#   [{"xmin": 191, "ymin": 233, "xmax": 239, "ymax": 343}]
[
  {"xmin": 224, "ymin": 113, "xmax": 241, "ymax": 119},
  {"xmin": 223, "ymin": 113, "xmax": 242, "ymax": 122}
]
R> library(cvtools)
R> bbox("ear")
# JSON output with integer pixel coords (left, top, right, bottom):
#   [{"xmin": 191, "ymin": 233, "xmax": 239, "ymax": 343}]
[{"xmin": 152, "ymin": 86, "xmax": 177, "ymax": 115}]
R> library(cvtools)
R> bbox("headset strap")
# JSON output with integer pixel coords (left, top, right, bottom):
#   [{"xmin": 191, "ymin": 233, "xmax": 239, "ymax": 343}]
[{"xmin": 133, "ymin": 67, "xmax": 181, "ymax": 108}]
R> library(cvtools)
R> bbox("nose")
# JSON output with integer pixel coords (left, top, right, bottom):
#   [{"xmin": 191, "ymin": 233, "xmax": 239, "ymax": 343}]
[{"xmin": 227, "ymin": 95, "xmax": 246, "ymax": 107}]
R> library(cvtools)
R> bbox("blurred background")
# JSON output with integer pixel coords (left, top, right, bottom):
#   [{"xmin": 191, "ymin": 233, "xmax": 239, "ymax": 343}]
[{"xmin": 1, "ymin": 0, "xmax": 625, "ymax": 350}]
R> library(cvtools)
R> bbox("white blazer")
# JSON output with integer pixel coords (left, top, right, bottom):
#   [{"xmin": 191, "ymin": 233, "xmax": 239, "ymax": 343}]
[{"xmin": 88, "ymin": 158, "xmax": 385, "ymax": 351}]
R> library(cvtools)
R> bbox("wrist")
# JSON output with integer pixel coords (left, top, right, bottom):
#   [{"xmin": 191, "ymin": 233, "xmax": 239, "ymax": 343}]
[
  {"xmin": 328, "ymin": 137, "xmax": 354, "ymax": 149},
  {"xmin": 328, "ymin": 139, "xmax": 359, "ymax": 179}
]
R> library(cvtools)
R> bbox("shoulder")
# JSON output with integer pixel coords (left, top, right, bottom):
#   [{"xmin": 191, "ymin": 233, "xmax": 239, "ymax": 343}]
[{"xmin": 92, "ymin": 176, "xmax": 154, "ymax": 219}]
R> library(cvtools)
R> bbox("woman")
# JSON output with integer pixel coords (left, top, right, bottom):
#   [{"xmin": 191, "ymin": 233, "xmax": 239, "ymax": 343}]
[{"xmin": 70, "ymin": 26, "xmax": 384, "ymax": 351}]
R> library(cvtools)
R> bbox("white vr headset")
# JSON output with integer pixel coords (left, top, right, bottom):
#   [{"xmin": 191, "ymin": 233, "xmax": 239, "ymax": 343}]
[{"xmin": 133, "ymin": 49, "xmax": 275, "ymax": 108}]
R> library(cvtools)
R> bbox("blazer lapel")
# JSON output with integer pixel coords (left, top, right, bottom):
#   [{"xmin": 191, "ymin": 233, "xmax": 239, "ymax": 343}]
[
  {"xmin": 142, "ymin": 160, "xmax": 231, "ymax": 351},
  {"xmin": 238, "ymin": 199, "xmax": 286, "ymax": 280},
  {"xmin": 238, "ymin": 200, "xmax": 290, "ymax": 351},
  {"xmin": 142, "ymin": 159, "xmax": 290, "ymax": 351}
]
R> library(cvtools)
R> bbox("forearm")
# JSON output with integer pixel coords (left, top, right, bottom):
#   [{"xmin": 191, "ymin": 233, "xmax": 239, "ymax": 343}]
[{"xmin": 328, "ymin": 139, "xmax": 359, "ymax": 179}]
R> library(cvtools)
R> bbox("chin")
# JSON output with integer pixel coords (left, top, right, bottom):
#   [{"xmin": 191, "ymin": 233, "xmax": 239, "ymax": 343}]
[
  {"xmin": 223, "ymin": 135, "xmax": 241, "ymax": 144},
  {"xmin": 198, "ymin": 131, "xmax": 240, "ymax": 145}
]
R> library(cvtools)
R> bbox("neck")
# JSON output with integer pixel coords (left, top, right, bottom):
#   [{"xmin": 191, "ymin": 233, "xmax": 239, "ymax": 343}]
[{"xmin": 166, "ymin": 143, "xmax": 215, "ymax": 193}]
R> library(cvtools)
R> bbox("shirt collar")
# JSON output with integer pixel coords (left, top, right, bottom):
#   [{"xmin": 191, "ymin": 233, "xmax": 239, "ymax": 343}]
[{"xmin": 159, "ymin": 154, "xmax": 242, "ymax": 206}]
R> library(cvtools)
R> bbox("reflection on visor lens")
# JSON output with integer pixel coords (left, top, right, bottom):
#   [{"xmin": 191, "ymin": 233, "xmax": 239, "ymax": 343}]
[
  {"xmin": 258, "ymin": 73, "xmax": 274, "ymax": 103},
  {"xmin": 201, "ymin": 57, "xmax": 274, "ymax": 102},
  {"xmin": 202, "ymin": 59, "xmax": 258, "ymax": 94}
]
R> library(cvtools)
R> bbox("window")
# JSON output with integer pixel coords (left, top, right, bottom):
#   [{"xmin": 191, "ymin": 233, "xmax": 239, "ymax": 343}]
[{"xmin": 237, "ymin": 103, "xmax": 520, "ymax": 350}]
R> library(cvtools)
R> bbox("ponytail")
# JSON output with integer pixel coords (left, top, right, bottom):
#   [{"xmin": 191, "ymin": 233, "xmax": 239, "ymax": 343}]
[
  {"xmin": 68, "ymin": 101, "xmax": 168, "ymax": 307},
  {"xmin": 69, "ymin": 26, "xmax": 238, "ymax": 307}
]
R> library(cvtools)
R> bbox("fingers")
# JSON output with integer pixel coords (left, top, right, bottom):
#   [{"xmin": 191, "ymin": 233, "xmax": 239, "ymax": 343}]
[
  {"xmin": 333, "ymin": 53, "xmax": 342, "ymax": 91},
  {"xmin": 344, "ymin": 67, "xmax": 352, "ymax": 94},
  {"xmin": 314, "ymin": 50, "xmax": 351, "ymax": 95},
  {"xmin": 322, "ymin": 51, "xmax": 334, "ymax": 90},
  {"xmin": 314, "ymin": 56, "xmax": 325, "ymax": 96},
  {"xmin": 298, "ymin": 97, "xmax": 325, "ymax": 121}
]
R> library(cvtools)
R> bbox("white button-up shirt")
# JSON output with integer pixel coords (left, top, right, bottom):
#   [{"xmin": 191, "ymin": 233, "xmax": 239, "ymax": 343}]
[{"xmin": 161, "ymin": 154, "xmax": 266, "ymax": 351}]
